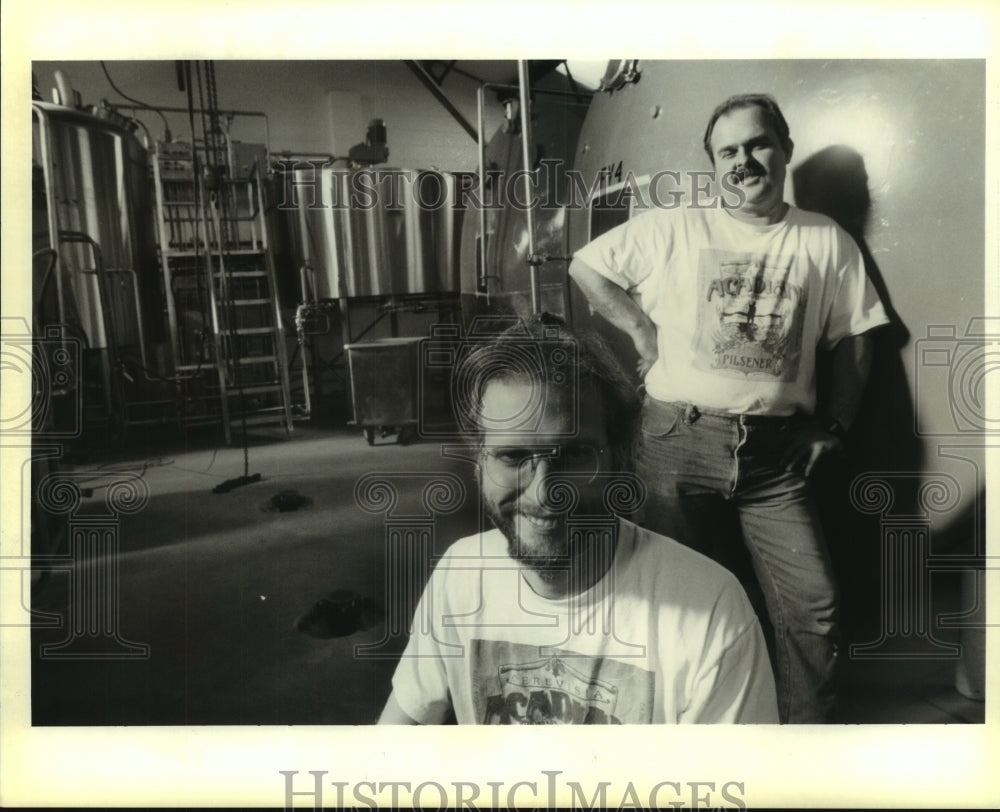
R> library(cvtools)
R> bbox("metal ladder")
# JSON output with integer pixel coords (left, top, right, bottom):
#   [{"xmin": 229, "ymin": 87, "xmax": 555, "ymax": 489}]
[{"xmin": 152, "ymin": 140, "xmax": 295, "ymax": 443}]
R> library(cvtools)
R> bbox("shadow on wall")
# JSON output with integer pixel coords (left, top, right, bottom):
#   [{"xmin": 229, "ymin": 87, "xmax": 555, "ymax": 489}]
[
  {"xmin": 793, "ymin": 144, "xmax": 922, "ymax": 474},
  {"xmin": 793, "ymin": 145, "xmax": 923, "ymax": 633}
]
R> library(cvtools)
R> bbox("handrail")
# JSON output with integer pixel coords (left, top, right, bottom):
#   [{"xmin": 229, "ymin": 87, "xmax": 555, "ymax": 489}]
[
  {"xmin": 517, "ymin": 61, "xmax": 540, "ymax": 315},
  {"xmin": 476, "ymin": 85, "xmax": 489, "ymax": 296}
]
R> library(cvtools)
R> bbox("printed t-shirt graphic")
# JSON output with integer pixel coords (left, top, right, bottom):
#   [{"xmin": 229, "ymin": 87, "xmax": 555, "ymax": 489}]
[
  {"xmin": 693, "ymin": 249, "xmax": 807, "ymax": 381},
  {"xmin": 472, "ymin": 639, "xmax": 655, "ymax": 724}
]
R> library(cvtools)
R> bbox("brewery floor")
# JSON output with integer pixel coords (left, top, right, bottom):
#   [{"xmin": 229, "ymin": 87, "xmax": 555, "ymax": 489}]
[{"xmin": 28, "ymin": 417, "xmax": 985, "ymax": 726}]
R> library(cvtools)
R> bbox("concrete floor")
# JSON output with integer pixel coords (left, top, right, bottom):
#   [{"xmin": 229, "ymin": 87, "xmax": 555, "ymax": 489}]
[{"xmin": 30, "ymin": 420, "xmax": 985, "ymax": 725}]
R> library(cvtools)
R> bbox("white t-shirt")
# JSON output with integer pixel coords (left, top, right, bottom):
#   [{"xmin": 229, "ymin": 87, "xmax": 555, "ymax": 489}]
[
  {"xmin": 391, "ymin": 518, "xmax": 778, "ymax": 724},
  {"xmin": 574, "ymin": 205, "xmax": 889, "ymax": 415}
]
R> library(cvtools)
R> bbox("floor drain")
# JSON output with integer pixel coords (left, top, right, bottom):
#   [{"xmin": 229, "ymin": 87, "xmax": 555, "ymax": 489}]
[
  {"xmin": 295, "ymin": 590, "xmax": 385, "ymax": 638},
  {"xmin": 262, "ymin": 490, "xmax": 313, "ymax": 512}
]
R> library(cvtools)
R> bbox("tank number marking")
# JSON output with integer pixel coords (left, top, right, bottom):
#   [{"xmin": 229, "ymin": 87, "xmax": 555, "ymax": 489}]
[{"xmin": 599, "ymin": 160, "xmax": 624, "ymax": 183}]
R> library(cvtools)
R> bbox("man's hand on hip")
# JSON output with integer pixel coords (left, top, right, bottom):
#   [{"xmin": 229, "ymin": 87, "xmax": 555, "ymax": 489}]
[
  {"xmin": 568, "ymin": 257, "xmax": 660, "ymax": 380},
  {"xmin": 780, "ymin": 423, "xmax": 843, "ymax": 477}
]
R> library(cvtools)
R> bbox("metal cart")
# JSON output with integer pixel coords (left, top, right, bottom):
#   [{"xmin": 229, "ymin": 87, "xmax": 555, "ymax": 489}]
[{"xmin": 344, "ymin": 337, "xmax": 422, "ymax": 445}]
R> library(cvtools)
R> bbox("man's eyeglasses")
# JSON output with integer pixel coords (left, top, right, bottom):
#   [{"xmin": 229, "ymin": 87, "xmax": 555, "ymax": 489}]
[{"xmin": 480, "ymin": 444, "xmax": 605, "ymax": 488}]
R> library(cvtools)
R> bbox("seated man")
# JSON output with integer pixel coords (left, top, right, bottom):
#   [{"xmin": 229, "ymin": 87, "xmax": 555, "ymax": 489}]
[{"xmin": 379, "ymin": 315, "xmax": 777, "ymax": 724}]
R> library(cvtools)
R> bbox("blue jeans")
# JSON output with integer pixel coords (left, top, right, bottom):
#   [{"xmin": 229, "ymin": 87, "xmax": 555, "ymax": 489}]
[{"xmin": 636, "ymin": 396, "xmax": 838, "ymax": 723}]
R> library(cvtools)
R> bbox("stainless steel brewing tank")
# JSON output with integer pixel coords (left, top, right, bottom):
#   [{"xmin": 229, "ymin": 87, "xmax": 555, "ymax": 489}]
[
  {"xmin": 32, "ymin": 101, "xmax": 159, "ymax": 349},
  {"xmin": 277, "ymin": 166, "xmax": 464, "ymax": 300},
  {"xmin": 457, "ymin": 93, "xmax": 590, "ymax": 319}
]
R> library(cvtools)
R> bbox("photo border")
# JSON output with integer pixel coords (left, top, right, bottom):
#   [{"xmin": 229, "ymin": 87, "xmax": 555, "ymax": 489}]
[{"xmin": 2, "ymin": 1, "xmax": 998, "ymax": 807}]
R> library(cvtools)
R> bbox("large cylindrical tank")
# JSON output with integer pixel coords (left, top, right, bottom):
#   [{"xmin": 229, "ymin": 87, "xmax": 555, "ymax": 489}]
[
  {"xmin": 457, "ymin": 90, "xmax": 591, "ymax": 323},
  {"xmin": 274, "ymin": 166, "xmax": 465, "ymax": 301},
  {"xmin": 32, "ymin": 101, "xmax": 161, "ymax": 350}
]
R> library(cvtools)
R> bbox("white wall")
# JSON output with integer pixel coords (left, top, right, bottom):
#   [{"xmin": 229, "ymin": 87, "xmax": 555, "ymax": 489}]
[{"xmin": 32, "ymin": 60, "xmax": 503, "ymax": 171}]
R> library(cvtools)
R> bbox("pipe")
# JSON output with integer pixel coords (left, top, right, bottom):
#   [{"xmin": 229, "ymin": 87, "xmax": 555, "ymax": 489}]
[
  {"xmin": 57, "ymin": 231, "xmax": 126, "ymax": 423},
  {"xmin": 57, "ymin": 231, "xmax": 121, "ymax": 354},
  {"xmin": 476, "ymin": 85, "xmax": 489, "ymax": 295},
  {"xmin": 32, "ymin": 108, "xmax": 68, "ymax": 329},
  {"xmin": 53, "ymin": 70, "xmax": 75, "ymax": 107},
  {"xmin": 517, "ymin": 61, "xmax": 540, "ymax": 315},
  {"xmin": 109, "ymin": 103, "xmax": 271, "ymax": 162},
  {"xmin": 480, "ymin": 82, "xmax": 594, "ymax": 100},
  {"xmin": 109, "ymin": 102, "xmax": 268, "ymax": 118},
  {"xmin": 273, "ymin": 152, "xmax": 345, "ymax": 166}
]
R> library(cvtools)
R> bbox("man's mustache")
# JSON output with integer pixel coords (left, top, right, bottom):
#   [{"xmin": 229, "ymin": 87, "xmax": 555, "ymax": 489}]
[{"xmin": 729, "ymin": 163, "xmax": 764, "ymax": 183}]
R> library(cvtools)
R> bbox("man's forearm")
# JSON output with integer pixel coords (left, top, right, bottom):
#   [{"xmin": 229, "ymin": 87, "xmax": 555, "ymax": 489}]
[
  {"xmin": 817, "ymin": 332, "xmax": 873, "ymax": 430},
  {"xmin": 569, "ymin": 258, "xmax": 657, "ymax": 359},
  {"xmin": 783, "ymin": 332, "xmax": 875, "ymax": 474}
]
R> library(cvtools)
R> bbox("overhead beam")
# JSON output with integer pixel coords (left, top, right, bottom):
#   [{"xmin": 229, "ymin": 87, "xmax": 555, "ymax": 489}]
[
  {"xmin": 402, "ymin": 60, "xmax": 478, "ymax": 142},
  {"xmin": 429, "ymin": 60, "xmax": 457, "ymax": 85}
]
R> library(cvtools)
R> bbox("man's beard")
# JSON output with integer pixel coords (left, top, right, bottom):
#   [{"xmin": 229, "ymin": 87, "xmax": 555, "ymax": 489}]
[{"xmin": 484, "ymin": 496, "xmax": 574, "ymax": 584}]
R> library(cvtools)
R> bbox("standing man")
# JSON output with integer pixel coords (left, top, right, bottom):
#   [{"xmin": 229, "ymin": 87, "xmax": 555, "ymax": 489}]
[
  {"xmin": 379, "ymin": 315, "xmax": 777, "ymax": 724},
  {"xmin": 569, "ymin": 94, "xmax": 889, "ymax": 723}
]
